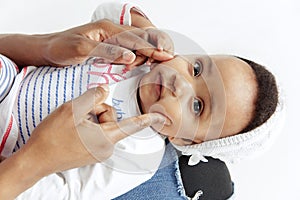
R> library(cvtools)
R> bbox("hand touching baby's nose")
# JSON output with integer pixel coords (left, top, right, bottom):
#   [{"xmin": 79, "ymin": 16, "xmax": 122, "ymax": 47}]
[{"xmin": 24, "ymin": 85, "xmax": 166, "ymax": 175}]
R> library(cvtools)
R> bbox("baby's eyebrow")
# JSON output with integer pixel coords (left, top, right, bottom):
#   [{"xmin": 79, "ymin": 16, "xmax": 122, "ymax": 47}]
[
  {"xmin": 209, "ymin": 93, "xmax": 214, "ymax": 117},
  {"xmin": 199, "ymin": 57, "xmax": 214, "ymax": 118},
  {"xmin": 205, "ymin": 57, "xmax": 213, "ymax": 76},
  {"xmin": 208, "ymin": 58, "xmax": 214, "ymax": 115}
]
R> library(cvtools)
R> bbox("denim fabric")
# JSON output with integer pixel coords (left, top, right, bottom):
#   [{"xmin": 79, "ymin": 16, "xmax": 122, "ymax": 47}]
[{"xmin": 114, "ymin": 143, "xmax": 187, "ymax": 200}]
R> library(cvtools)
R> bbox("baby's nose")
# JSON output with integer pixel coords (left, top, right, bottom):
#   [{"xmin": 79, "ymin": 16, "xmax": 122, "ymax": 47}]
[{"xmin": 173, "ymin": 74, "xmax": 193, "ymax": 97}]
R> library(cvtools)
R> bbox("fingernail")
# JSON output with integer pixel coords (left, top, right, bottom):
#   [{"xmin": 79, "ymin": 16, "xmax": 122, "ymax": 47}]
[
  {"xmin": 157, "ymin": 45, "xmax": 163, "ymax": 51},
  {"xmin": 122, "ymin": 51, "xmax": 135, "ymax": 62},
  {"xmin": 100, "ymin": 84, "xmax": 109, "ymax": 92},
  {"xmin": 146, "ymin": 59, "xmax": 151, "ymax": 66},
  {"xmin": 165, "ymin": 53, "xmax": 174, "ymax": 59}
]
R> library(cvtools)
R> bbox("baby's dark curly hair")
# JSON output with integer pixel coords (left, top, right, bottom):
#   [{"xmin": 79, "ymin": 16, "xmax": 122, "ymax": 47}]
[{"xmin": 236, "ymin": 57, "xmax": 278, "ymax": 133}]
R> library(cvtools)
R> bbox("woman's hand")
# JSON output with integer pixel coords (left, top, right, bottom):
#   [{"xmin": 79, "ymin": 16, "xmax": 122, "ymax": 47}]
[
  {"xmin": 145, "ymin": 27, "xmax": 174, "ymax": 54},
  {"xmin": 0, "ymin": 19, "xmax": 173, "ymax": 67},
  {"xmin": 44, "ymin": 19, "xmax": 173, "ymax": 67},
  {"xmin": 124, "ymin": 27, "xmax": 175, "ymax": 70},
  {"xmin": 0, "ymin": 85, "xmax": 166, "ymax": 199},
  {"xmin": 28, "ymin": 84, "xmax": 166, "ymax": 171}
]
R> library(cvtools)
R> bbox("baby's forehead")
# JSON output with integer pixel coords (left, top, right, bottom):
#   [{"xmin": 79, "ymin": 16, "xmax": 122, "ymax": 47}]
[
  {"xmin": 178, "ymin": 55, "xmax": 251, "ymax": 70},
  {"xmin": 177, "ymin": 54, "xmax": 212, "ymax": 63}
]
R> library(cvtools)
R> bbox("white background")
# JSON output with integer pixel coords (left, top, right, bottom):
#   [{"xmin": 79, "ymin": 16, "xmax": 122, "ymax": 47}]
[{"xmin": 1, "ymin": 0, "xmax": 299, "ymax": 199}]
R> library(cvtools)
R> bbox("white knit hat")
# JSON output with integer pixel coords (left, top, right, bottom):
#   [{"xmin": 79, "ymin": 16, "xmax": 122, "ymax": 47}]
[{"xmin": 172, "ymin": 86, "xmax": 286, "ymax": 166}]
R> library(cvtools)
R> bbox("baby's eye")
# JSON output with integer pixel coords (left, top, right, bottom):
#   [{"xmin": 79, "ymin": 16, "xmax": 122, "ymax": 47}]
[
  {"xmin": 193, "ymin": 61, "xmax": 203, "ymax": 77},
  {"xmin": 193, "ymin": 98, "xmax": 203, "ymax": 116}
]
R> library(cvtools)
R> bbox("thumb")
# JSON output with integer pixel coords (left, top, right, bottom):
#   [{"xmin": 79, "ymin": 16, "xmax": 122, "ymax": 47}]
[
  {"xmin": 72, "ymin": 85, "xmax": 109, "ymax": 122},
  {"xmin": 125, "ymin": 54, "xmax": 148, "ymax": 71},
  {"xmin": 104, "ymin": 113, "xmax": 166, "ymax": 144},
  {"xmin": 87, "ymin": 39, "xmax": 136, "ymax": 64}
]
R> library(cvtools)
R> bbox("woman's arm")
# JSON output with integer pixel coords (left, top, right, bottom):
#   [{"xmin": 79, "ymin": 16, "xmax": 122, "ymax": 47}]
[
  {"xmin": 0, "ymin": 20, "xmax": 172, "ymax": 67},
  {"xmin": 0, "ymin": 142, "xmax": 47, "ymax": 199},
  {"xmin": 0, "ymin": 34, "xmax": 49, "ymax": 67},
  {"xmin": 0, "ymin": 29, "xmax": 135, "ymax": 68}
]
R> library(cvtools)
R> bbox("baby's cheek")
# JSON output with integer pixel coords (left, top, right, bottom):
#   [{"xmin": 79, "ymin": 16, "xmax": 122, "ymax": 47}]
[
  {"xmin": 148, "ymin": 98, "xmax": 183, "ymax": 136},
  {"xmin": 157, "ymin": 114, "xmax": 184, "ymax": 138}
]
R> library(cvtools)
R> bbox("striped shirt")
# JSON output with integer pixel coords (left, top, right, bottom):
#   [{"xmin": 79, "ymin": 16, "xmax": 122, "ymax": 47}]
[
  {"xmin": 12, "ymin": 58, "xmax": 129, "ymax": 152},
  {"xmin": 0, "ymin": 54, "xmax": 19, "ymax": 103}
]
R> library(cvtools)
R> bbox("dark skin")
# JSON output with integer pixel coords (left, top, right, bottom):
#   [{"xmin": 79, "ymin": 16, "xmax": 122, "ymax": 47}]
[{"xmin": 0, "ymin": 19, "xmax": 173, "ymax": 68}]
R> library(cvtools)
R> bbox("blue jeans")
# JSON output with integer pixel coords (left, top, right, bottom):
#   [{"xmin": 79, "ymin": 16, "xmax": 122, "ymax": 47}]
[{"xmin": 114, "ymin": 143, "xmax": 187, "ymax": 200}]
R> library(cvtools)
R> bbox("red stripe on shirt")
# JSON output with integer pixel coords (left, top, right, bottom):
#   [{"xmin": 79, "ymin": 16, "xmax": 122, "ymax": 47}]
[
  {"xmin": 0, "ymin": 67, "xmax": 27, "ymax": 154},
  {"xmin": 0, "ymin": 115, "xmax": 13, "ymax": 154},
  {"xmin": 22, "ymin": 66, "xmax": 28, "ymax": 78},
  {"xmin": 14, "ymin": 64, "xmax": 19, "ymax": 73},
  {"xmin": 120, "ymin": 3, "xmax": 128, "ymax": 25}
]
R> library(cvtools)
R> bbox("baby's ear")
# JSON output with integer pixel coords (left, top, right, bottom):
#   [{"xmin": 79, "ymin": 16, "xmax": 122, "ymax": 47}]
[
  {"xmin": 168, "ymin": 137, "xmax": 192, "ymax": 146},
  {"xmin": 192, "ymin": 138, "xmax": 203, "ymax": 144}
]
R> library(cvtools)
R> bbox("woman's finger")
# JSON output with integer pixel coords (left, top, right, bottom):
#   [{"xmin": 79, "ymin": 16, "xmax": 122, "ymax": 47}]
[
  {"xmin": 125, "ymin": 54, "xmax": 148, "ymax": 70},
  {"xmin": 72, "ymin": 85, "xmax": 109, "ymax": 122},
  {"xmin": 95, "ymin": 104, "xmax": 117, "ymax": 123},
  {"xmin": 87, "ymin": 103, "xmax": 117, "ymax": 124},
  {"xmin": 89, "ymin": 20, "xmax": 173, "ymax": 62},
  {"xmin": 102, "ymin": 113, "xmax": 166, "ymax": 144},
  {"xmin": 101, "ymin": 27, "xmax": 173, "ymax": 61},
  {"xmin": 88, "ymin": 40, "xmax": 136, "ymax": 64},
  {"xmin": 146, "ymin": 28, "xmax": 174, "ymax": 55},
  {"xmin": 157, "ymin": 36, "xmax": 174, "ymax": 54}
]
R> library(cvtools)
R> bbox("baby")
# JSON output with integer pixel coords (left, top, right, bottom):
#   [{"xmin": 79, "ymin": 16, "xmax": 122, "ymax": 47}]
[
  {"xmin": 139, "ymin": 55, "xmax": 256, "ymax": 144},
  {"xmin": 138, "ymin": 54, "xmax": 282, "ymax": 165}
]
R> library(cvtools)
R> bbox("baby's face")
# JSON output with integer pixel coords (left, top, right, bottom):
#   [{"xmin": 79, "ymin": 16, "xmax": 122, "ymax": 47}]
[{"xmin": 138, "ymin": 55, "xmax": 257, "ymax": 146}]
